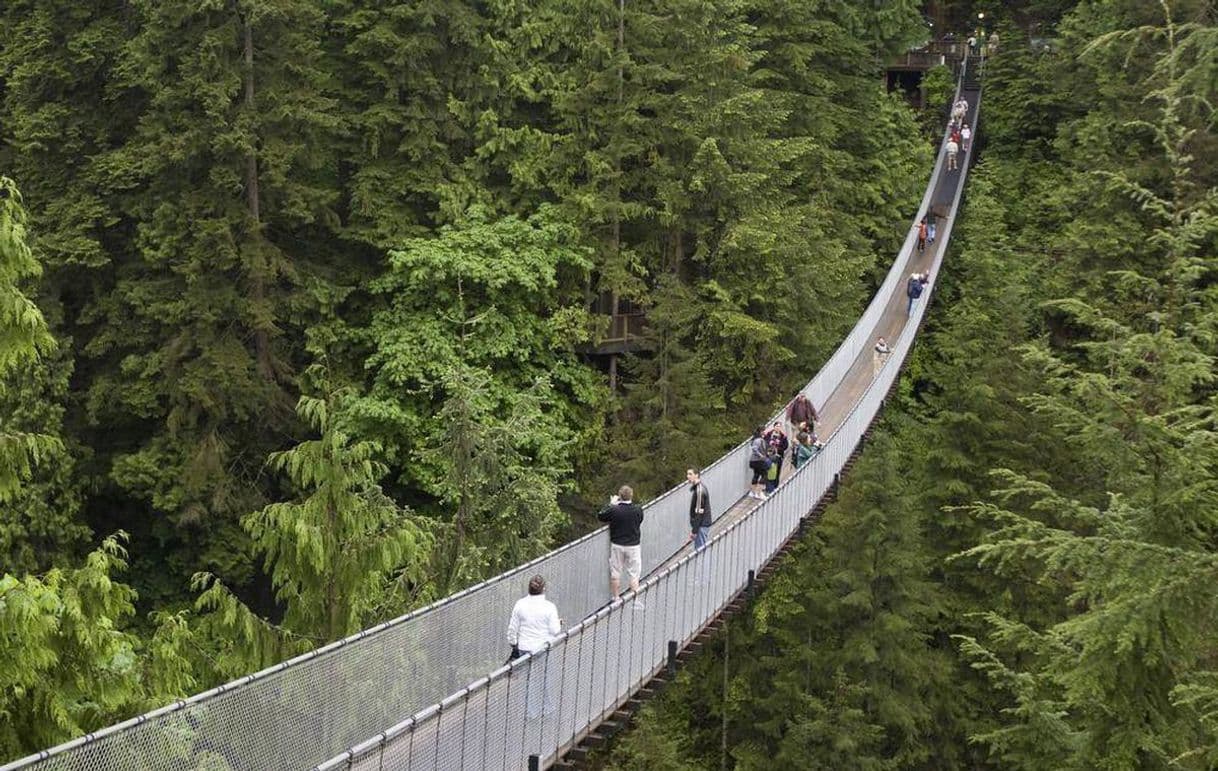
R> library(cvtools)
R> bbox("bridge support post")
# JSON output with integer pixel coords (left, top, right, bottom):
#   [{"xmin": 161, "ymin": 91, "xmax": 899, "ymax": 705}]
[
  {"xmin": 529, "ymin": 755, "xmax": 540, "ymax": 771},
  {"xmin": 667, "ymin": 641, "xmax": 678, "ymax": 675}
]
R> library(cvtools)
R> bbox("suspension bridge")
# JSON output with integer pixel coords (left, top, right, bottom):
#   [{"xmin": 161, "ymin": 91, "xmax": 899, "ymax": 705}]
[{"xmin": 2, "ymin": 56, "xmax": 983, "ymax": 771}]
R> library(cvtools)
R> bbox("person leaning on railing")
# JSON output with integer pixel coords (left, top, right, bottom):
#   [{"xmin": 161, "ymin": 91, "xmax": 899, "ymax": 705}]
[{"xmin": 598, "ymin": 486, "xmax": 644, "ymax": 597}]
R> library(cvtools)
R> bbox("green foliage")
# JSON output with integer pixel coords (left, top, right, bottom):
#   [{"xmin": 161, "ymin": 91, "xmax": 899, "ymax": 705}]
[
  {"xmin": 0, "ymin": 535, "xmax": 195, "ymax": 763},
  {"xmin": 422, "ymin": 365, "xmax": 571, "ymax": 592},
  {"xmin": 0, "ymin": 344, "xmax": 91, "ymax": 574},
  {"xmin": 0, "ymin": 178, "xmax": 61, "ymax": 504},
  {"xmin": 352, "ymin": 207, "xmax": 605, "ymax": 497},
  {"xmin": 944, "ymin": 4, "xmax": 1218, "ymax": 768},
  {"xmin": 0, "ymin": 0, "xmax": 974, "ymax": 759},
  {"xmin": 196, "ymin": 388, "xmax": 432, "ymax": 674},
  {"xmin": 79, "ymin": 0, "xmax": 345, "ymax": 594}
]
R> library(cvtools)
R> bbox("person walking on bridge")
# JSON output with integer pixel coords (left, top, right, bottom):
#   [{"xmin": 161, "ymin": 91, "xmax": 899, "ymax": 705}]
[
  {"xmin": 506, "ymin": 575, "xmax": 562, "ymax": 718},
  {"xmin": 598, "ymin": 485, "xmax": 644, "ymax": 597},
  {"xmin": 917, "ymin": 217, "xmax": 928, "ymax": 254},
  {"xmin": 961, "ymin": 123, "xmax": 972, "ymax": 153},
  {"xmin": 906, "ymin": 272, "xmax": 928, "ymax": 315},
  {"xmin": 763, "ymin": 423, "xmax": 789, "ymax": 494},
  {"xmin": 951, "ymin": 98, "xmax": 967, "ymax": 126},
  {"xmin": 872, "ymin": 336, "xmax": 891, "ymax": 377},
  {"xmin": 506, "ymin": 575, "xmax": 562, "ymax": 662},
  {"xmin": 792, "ymin": 432, "xmax": 823, "ymax": 469},
  {"xmin": 748, "ymin": 427, "xmax": 769, "ymax": 500},
  {"xmin": 786, "ymin": 393, "xmax": 819, "ymax": 434},
  {"xmin": 946, "ymin": 136, "xmax": 959, "ymax": 170},
  {"xmin": 927, "ymin": 210, "xmax": 938, "ymax": 244},
  {"xmin": 686, "ymin": 468, "xmax": 712, "ymax": 551}
]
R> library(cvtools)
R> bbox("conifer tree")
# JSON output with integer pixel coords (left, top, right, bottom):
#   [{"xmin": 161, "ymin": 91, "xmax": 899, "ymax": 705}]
[
  {"xmin": 954, "ymin": 5, "xmax": 1218, "ymax": 766},
  {"xmin": 0, "ymin": 535, "xmax": 197, "ymax": 763},
  {"xmin": 329, "ymin": 0, "xmax": 523, "ymax": 243},
  {"xmin": 0, "ymin": 178, "xmax": 60, "ymax": 500},
  {"xmin": 195, "ymin": 388, "xmax": 432, "ymax": 671},
  {"xmin": 422, "ymin": 364, "xmax": 570, "ymax": 592},
  {"xmin": 83, "ymin": 0, "xmax": 345, "ymax": 592}
]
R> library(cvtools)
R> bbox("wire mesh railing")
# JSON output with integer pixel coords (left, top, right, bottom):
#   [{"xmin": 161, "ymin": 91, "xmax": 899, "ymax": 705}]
[{"xmin": 2, "ymin": 55, "xmax": 980, "ymax": 771}]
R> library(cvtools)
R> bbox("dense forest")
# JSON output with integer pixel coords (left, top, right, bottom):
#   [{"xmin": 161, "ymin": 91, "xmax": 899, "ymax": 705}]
[
  {"xmin": 0, "ymin": 0, "xmax": 941, "ymax": 762},
  {"xmin": 2, "ymin": 0, "xmax": 1215, "ymax": 766},
  {"xmin": 594, "ymin": 1, "xmax": 1218, "ymax": 769}
]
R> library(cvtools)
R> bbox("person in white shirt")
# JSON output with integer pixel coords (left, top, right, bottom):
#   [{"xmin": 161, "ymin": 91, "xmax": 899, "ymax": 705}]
[
  {"xmin": 946, "ymin": 138, "xmax": 959, "ymax": 170},
  {"xmin": 507, "ymin": 575, "xmax": 562, "ymax": 658},
  {"xmin": 506, "ymin": 575, "xmax": 563, "ymax": 719},
  {"xmin": 961, "ymin": 123, "xmax": 972, "ymax": 152},
  {"xmin": 872, "ymin": 336, "xmax": 891, "ymax": 378}
]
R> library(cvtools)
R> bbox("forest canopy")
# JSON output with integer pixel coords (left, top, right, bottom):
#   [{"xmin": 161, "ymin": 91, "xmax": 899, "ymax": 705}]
[
  {"xmin": 0, "ymin": 0, "xmax": 933, "ymax": 761},
  {"xmin": 597, "ymin": 1, "xmax": 1218, "ymax": 769}
]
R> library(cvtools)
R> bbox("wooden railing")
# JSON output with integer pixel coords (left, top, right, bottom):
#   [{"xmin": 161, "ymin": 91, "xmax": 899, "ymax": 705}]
[{"xmin": 602, "ymin": 312, "xmax": 646, "ymax": 344}]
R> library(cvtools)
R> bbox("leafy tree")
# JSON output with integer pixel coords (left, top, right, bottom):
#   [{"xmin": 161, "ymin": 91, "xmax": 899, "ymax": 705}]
[
  {"xmin": 350, "ymin": 207, "xmax": 605, "ymax": 504},
  {"xmin": 0, "ymin": 535, "xmax": 197, "ymax": 763},
  {"xmin": 195, "ymin": 388, "xmax": 432, "ymax": 676},
  {"xmin": 0, "ymin": 178, "xmax": 59, "ymax": 501}
]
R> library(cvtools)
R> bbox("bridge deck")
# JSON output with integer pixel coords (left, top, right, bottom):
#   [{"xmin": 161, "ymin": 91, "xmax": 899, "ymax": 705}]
[{"xmin": 652, "ymin": 86, "xmax": 981, "ymax": 577}]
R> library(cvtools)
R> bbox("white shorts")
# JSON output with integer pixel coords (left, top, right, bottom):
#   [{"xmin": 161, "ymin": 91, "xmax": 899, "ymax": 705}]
[{"xmin": 609, "ymin": 544, "xmax": 642, "ymax": 583}]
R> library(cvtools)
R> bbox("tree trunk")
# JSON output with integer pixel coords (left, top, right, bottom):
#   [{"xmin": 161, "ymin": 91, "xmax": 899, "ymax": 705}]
[{"xmin": 242, "ymin": 14, "xmax": 274, "ymax": 381}]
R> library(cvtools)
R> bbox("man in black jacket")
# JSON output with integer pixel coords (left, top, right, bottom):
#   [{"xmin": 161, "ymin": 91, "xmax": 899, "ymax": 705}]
[
  {"xmin": 686, "ymin": 468, "xmax": 712, "ymax": 550},
  {"xmin": 597, "ymin": 485, "xmax": 645, "ymax": 597}
]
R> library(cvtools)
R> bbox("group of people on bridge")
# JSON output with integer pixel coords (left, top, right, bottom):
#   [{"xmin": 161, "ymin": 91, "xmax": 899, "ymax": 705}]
[
  {"xmin": 507, "ymin": 392, "xmax": 825, "ymax": 666},
  {"xmin": 946, "ymin": 97, "xmax": 971, "ymax": 171}
]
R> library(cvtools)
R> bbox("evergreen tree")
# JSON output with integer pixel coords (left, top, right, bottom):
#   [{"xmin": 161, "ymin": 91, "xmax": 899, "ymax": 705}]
[
  {"xmin": 953, "ymin": 5, "xmax": 1218, "ymax": 767},
  {"xmin": 0, "ymin": 345, "xmax": 91, "ymax": 573},
  {"xmin": 0, "ymin": 535, "xmax": 197, "ymax": 763},
  {"xmin": 82, "ymin": 0, "xmax": 345, "ymax": 595},
  {"xmin": 422, "ymin": 364, "xmax": 571, "ymax": 592},
  {"xmin": 0, "ymin": 177, "xmax": 60, "ymax": 501},
  {"xmin": 195, "ymin": 388, "xmax": 431, "ymax": 675}
]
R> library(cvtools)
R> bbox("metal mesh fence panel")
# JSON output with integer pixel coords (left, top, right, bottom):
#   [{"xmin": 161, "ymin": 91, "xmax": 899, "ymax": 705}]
[
  {"xmin": 479, "ymin": 673, "xmax": 510, "ymax": 771},
  {"xmin": 459, "ymin": 683, "xmax": 488, "ymax": 771},
  {"xmin": 501, "ymin": 663, "xmax": 529, "ymax": 771},
  {"xmin": 405, "ymin": 709, "xmax": 438, "ymax": 771}
]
